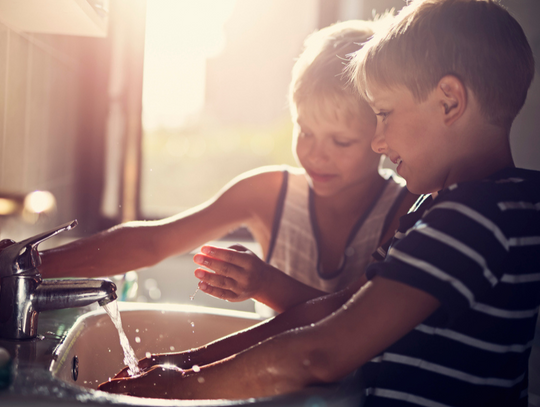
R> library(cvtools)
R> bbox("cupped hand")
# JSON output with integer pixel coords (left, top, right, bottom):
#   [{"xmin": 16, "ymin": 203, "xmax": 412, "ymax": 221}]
[{"xmin": 193, "ymin": 244, "xmax": 268, "ymax": 302}]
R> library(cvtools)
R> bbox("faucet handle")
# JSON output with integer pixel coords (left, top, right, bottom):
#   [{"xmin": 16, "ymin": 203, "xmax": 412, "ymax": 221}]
[
  {"xmin": 0, "ymin": 239, "xmax": 15, "ymax": 252},
  {"xmin": 17, "ymin": 220, "xmax": 78, "ymax": 250},
  {"xmin": 0, "ymin": 220, "xmax": 78, "ymax": 277}
]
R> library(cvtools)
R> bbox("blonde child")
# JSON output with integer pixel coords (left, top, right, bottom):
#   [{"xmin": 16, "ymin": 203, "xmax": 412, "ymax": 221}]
[
  {"xmin": 192, "ymin": 19, "xmax": 414, "ymax": 310},
  {"xmin": 41, "ymin": 20, "xmax": 414, "ymax": 314}
]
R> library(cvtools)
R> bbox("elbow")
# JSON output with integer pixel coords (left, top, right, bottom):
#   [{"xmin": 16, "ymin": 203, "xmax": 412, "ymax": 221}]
[{"xmin": 302, "ymin": 348, "xmax": 351, "ymax": 386}]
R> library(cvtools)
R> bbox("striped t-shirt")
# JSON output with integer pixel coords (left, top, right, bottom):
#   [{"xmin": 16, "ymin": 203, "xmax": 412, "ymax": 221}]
[{"xmin": 363, "ymin": 167, "xmax": 540, "ymax": 407}]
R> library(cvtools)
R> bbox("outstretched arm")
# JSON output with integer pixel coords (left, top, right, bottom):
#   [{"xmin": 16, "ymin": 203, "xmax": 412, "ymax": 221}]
[
  {"xmin": 100, "ymin": 276, "xmax": 440, "ymax": 399},
  {"xmin": 39, "ymin": 169, "xmax": 283, "ymax": 278}
]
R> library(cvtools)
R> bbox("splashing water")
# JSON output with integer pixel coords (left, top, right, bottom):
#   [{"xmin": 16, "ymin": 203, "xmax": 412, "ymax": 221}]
[{"xmin": 102, "ymin": 301, "xmax": 141, "ymax": 376}]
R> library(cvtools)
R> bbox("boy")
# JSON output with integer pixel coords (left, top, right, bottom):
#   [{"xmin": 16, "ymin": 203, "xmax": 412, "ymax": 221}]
[
  {"xmin": 40, "ymin": 20, "xmax": 412, "ymax": 313},
  {"xmin": 100, "ymin": 1, "xmax": 540, "ymax": 406}
]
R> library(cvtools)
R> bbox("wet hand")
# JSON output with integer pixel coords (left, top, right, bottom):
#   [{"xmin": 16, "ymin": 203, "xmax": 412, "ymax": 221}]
[
  {"xmin": 99, "ymin": 365, "xmax": 187, "ymax": 398},
  {"xmin": 114, "ymin": 351, "xmax": 202, "ymax": 379},
  {"xmin": 193, "ymin": 244, "xmax": 268, "ymax": 302},
  {"xmin": 114, "ymin": 354, "xmax": 161, "ymax": 379}
]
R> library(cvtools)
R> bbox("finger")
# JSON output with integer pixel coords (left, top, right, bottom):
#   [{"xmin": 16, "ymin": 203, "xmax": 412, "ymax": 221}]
[
  {"xmin": 227, "ymin": 243, "xmax": 250, "ymax": 252},
  {"xmin": 193, "ymin": 254, "xmax": 242, "ymax": 279},
  {"xmin": 114, "ymin": 357, "xmax": 154, "ymax": 378},
  {"xmin": 197, "ymin": 280, "xmax": 240, "ymax": 302},
  {"xmin": 98, "ymin": 377, "xmax": 133, "ymax": 394},
  {"xmin": 114, "ymin": 366, "xmax": 130, "ymax": 379},
  {"xmin": 194, "ymin": 268, "xmax": 239, "ymax": 292},
  {"xmin": 199, "ymin": 245, "xmax": 255, "ymax": 269}
]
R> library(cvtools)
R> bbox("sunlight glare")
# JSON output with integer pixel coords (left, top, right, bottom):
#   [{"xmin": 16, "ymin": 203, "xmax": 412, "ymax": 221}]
[{"xmin": 143, "ymin": 0, "xmax": 237, "ymax": 130}]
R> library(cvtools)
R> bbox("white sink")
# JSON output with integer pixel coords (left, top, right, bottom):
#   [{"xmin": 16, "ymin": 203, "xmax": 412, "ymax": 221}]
[{"xmin": 50, "ymin": 302, "xmax": 262, "ymax": 389}]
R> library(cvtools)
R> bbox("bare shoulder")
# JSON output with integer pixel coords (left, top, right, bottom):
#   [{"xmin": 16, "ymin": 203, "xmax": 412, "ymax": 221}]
[{"xmin": 219, "ymin": 165, "xmax": 291, "ymax": 204}]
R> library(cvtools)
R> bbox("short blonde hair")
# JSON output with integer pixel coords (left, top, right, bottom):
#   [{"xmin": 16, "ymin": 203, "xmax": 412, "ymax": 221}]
[
  {"xmin": 350, "ymin": 0, "xmax": 534, "ymax": 130},
  {"xmin": 289, "ymin": 20, "xmax": 376, "ymax": 123}
]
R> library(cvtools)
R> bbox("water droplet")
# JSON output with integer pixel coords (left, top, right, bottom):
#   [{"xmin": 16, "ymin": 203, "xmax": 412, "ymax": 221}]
[
  {"xmin": 135, "ymin": 337, "xmax": 141, "ymax": 343},
  {"xmin": 190, "ymin": 287, "xmax": 199, "ymax": 300},
  {"xmin": 192, "ymin": 365, "xmax": 200, "ymax": 372},
  {"xmin": 135, "ymin": 329, "xmax": 139, "ymax": 333},
  {"xmin": 170, "ymin": 346, "xmax": 175, "ymax": 351},
  {"xmin": 198, "ymin": 377, "xmax": 205, "ymax": 384},
  {"xmin": 191, "ymin": 322, "xmax": 195, "ymax": 327},
  {"xmin": 146, "ymin": 352, "xmax": 152, "ymax": 358}
]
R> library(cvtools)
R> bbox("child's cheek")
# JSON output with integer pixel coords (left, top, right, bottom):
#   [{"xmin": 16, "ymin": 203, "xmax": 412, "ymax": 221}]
[{"xmin": 294, "ymin": 139, "xmax": 308, "ymax": 167}]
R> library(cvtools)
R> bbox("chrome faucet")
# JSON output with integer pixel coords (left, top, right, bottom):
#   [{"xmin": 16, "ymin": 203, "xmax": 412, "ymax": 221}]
[{"xmin": 0, "ymin": 220, "xmax": 117, "ymax": 340}]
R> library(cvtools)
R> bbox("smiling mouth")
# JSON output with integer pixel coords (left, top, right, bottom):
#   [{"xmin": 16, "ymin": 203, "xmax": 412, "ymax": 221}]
[{"xmin": 307, "ymin": 170, "xmax": 336, "ymax": 183}]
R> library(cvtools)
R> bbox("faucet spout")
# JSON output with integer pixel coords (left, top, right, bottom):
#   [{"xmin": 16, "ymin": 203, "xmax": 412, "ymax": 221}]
[
  {"xmin": 0, "ymin": 221, "xmax": 118, "ymax": 340},
  {"xmin": 0, "ymin": 276, "xmax": 117, "ymax": 340},
  {"xmin": 33, "ymin": 279, "xmax": 117, "ymax": 312}
]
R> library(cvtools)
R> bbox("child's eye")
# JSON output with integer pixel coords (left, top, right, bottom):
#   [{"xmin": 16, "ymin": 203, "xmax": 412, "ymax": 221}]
[
  {"xmin": 375, "ymin": 111, "xmax": 389, "ymax": 122},
  {"xmin": 333, "ymin": 138, "xmax": 352, "ymax": 147}
]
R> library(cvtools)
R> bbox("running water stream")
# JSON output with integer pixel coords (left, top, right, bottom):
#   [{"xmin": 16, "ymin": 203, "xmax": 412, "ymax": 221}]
[{"xmin": 102, "ymin": 301, "xmax": 141, "ymax": 377}]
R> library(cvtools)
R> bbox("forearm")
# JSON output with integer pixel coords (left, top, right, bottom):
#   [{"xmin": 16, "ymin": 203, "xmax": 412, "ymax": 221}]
[
  {"xmin": 39, "ymin": 223, "xmax": 164, "ymax": 278},
  {"xmin": 180, "ymin": 283, "xmax": 360, "ymax": 367},
  {"xmin": 185, "ymin": 336, "xmax": 316, "ymax": 399},
  {"xmin": 253, "ymin": 266, "xmax": 331, "ymax": 313},
  {"xmin": 177, "ymin": 318, "xmax": 352, "ymax": 399}
]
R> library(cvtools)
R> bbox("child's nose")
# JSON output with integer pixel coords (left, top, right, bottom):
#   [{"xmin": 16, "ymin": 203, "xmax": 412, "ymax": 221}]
[
  {"xmin": 371, "ymin": 129, "xmax": 387, "ymax": 155},
  {"xmin": 307, "ymin": 140, "xmax": 329, "ymax": 162}
]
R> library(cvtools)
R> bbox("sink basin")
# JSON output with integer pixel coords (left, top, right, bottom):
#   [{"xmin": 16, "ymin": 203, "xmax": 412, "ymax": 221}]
[{"xmin": 50, "ymin": 302, "xmax": 262, "ymax": 389}]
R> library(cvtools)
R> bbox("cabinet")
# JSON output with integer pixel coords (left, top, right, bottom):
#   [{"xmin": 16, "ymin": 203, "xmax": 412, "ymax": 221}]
[{"xmin": 0, "ymin": 0, "xmax": 108, "ymax": 37}]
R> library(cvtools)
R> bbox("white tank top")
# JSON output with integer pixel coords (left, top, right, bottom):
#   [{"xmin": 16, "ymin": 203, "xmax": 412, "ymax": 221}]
[{"xmin": 266, "ymin": 166, "xmax": 406, "ymax": 293}]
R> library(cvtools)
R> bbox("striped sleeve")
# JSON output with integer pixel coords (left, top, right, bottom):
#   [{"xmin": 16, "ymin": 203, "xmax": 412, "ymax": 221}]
[{"xmin": 367, "ymin": 179, "xmax": 540, "ymax": 323}]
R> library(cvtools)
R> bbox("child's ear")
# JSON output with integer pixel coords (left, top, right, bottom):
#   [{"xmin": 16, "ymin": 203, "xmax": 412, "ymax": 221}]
[{"xmin": 437, "ymin": 75, "xmax": 467, "ymax": 126}]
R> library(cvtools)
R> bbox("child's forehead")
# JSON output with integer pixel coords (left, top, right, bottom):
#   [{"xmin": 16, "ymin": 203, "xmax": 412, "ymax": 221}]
[
  {"xmin": 364, "ymin": 81, "xmax": 412, "ymax": 107},
  {"xmin": 364, "ymin": 81, "xmax": 392, "ymax": 102},
  {"xmin": 297, "ymin": 90, "xmax": 374, "ymax": 119},
  {"xmin": 296, "ymin": 97, "xmax": 358, "ymax": 124}
]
